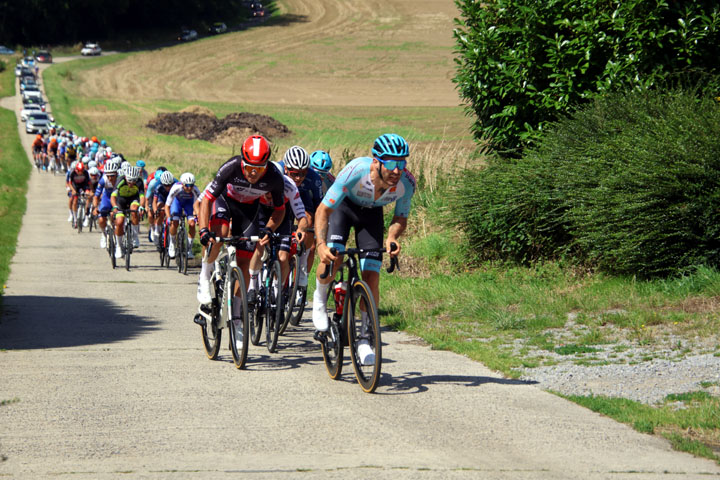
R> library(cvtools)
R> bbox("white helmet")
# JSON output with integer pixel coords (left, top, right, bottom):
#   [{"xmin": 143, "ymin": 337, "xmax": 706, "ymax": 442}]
[
  {"xmin": 160, "ymin": 171, "xmax": 175, "ymax": 186},
  {"xmin": 180, "ymin": 172, "xmax": 195, "ymax": 186},
  {"xmin": 120, "ymin": 161, "xmax": 131, "ymax": 173},
  {"xmin": 88, "ymin": 160, "xmax": 97, "ymax": 169},
  {"xmin": 283, "ymin": 145, "xmax": 310, "ymax": 170},
  {"xmin": 105, "ymin": 159, "xmax": 121, "ymax": 174},
  {"xmin": 89, "ymin": 167, "xmax": 100, "ymax": 176},
  {"xmin": 125, "ymin": 166, "xmax": 142, "ymax": 182}
]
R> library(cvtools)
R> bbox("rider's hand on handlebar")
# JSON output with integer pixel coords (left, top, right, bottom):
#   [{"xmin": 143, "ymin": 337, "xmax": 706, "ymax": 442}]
[
  {"xmin": 386, "ymin": 239, "xmax": 401, "ymax": 257},
  {"xmin": 199, "ymin": 227, "xmax": 215, "ymax": 247},
  {"xmin": 317, "ymin": 242, "xmax": 337, "ymax": 264}
]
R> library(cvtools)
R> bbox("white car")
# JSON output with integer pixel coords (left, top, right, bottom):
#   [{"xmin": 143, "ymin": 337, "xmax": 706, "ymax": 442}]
[
  {"xmin": 21, "ymin": 104, "xmax": 46, "ymax": 122},
  {"xmin": 25, "ymin": 112, "xmax": 53, "ymax": 134},
  {"xmin": 22, "ymin": 87, "xmax": 43, "ymax": 102},
  {"xmin": 81, "ymin": 43, "xmax": 102, "ymax": 56}
]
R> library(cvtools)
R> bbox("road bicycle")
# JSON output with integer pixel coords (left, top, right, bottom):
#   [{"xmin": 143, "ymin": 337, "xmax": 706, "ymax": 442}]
[
  {"xmin": 157, "ymin": 215, "xmax": 171, "ymax": 268},
  {"xmin": 281, "ymin": 232, "xmax": 305, "ymax": 333},
  {"xmin": 75, "ymin": 192, "xmax": 87, "ymax": 233},
  {"xmin": 248, "ymin": 232, "xmax": 285, "ymax": 353},
  {"xmin": 174, "ymin": 210, "xmax": 193, "ymax": 275},
  {"xmin": 194, "ymin": 235, "xmax": 252, "ymax": 369},
  {"xmin": 318, "ymin": 243, "xmax": 398, "ymax": 393},
  {"xmin": 105, "ymin": 222, "xmax": 116, "ymax": 270},
  {"xmin": 116, "ymin": 209, "xmax": 134, "ymax": 271}
]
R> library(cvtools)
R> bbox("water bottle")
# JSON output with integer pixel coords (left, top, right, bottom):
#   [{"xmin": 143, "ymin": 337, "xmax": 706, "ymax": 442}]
[{"xmin": 334, "ymin": 281, "xmax": 347, "ymax": 315}]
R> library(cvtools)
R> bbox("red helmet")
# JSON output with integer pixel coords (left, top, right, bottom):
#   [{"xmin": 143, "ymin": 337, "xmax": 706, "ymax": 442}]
[
  {"xmin": 75, "ymin": 162, "xmax": 85, "ymax": 173},
  {"xmin": 241, "ymin": 135, "xmax": 271, "ymax": 165}
]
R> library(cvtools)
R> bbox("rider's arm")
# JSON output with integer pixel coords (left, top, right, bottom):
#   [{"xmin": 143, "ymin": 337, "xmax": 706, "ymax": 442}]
[{"xmin": 314, "ymin": 202, "xmax": 336, "ymax": 264}]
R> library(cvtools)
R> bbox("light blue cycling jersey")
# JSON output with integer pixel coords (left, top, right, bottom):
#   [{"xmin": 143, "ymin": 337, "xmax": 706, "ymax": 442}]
[{"xmin": 321, "ymin": 157, "xmax": 415, "ymax": 217}]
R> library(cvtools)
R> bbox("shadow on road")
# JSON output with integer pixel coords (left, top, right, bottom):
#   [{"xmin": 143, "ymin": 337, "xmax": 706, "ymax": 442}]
[
  {"xmin": 0, "ymin": 295, "xmax": 157, "ymax": 350},
  {"xmin": 380, "ymin": 371, "xmax": 538, "ymax": 395}
]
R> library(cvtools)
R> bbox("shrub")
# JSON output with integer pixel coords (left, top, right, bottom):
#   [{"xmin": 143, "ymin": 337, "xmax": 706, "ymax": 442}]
[
  {"xmin": 453, "ymin": 0, "xmax": 720, "ymax": 154},
  {"xmin": 450, "ymin": 88, "xmax": 720, "ymax": 278}
]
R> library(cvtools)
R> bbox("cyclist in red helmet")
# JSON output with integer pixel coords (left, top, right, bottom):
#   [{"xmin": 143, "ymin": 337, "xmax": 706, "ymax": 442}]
[
  {"xmin": 196, "ymin": 134, "xmax": 287, "ymax": 305},
  {"xmin": 68, "ymin": 161, "xmax": 93, "ymax": 229}
]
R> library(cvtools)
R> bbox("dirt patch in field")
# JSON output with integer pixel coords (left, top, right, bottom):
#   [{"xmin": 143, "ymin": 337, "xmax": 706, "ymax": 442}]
[{"xmin": 146, "ymin": 109, "xmax": 291, "ymax": 144}]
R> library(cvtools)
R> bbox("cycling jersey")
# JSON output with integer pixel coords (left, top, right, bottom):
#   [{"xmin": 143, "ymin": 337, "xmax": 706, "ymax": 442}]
[
  {"xmin": 316, "ymin": 171, "xmax": 336, "ymax": 195},
  {"xmin": 69, "ymin": 170, "xmax": 91, "ymax": 191},
  {"xmin": 112, "ymin": 176, "xmax": 145, "ymax": 199},
  {"xmin": 322, "ymin": 156, "xmax": 415, "ymax": 218},
  {"xmin": 205, "ymin": 155, "xmax": 285, "ymax": 209},
  {"xmin": 152, "ymin": 183, "xmax": 173, "ymax": 205},
  {"xmin": 259, "ymin": 167, "xmax": 306, "ymax": 221},
  {"xmin": 95, "ymin": 174, "xmax": 117, "ymax": 215},
  {"xmin": 277, "ymin": 161, "xmax": 323, "ymax": 214}
]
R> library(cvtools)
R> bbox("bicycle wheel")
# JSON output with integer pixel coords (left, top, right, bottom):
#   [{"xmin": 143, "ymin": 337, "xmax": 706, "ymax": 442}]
[
  {"xmin": 249, "ymin": 284, "xmax": 263, "ymax": 346},
  {"xmin": 124, "ymin": 225, "xmax": 132, "ymax": 271},
  {"xmin": 109, "ymin": 232, "xmax": 116, "ymax": 269},
  {"xmin": 88, "ymin": 214, "xmax": 94, "ymax": 233},
  {"xmin": 200, "ymin": 284, "xmax": 223, "ymax": 360},
  {"xmin": 226, "ymin": 266, "xmax": 249, "ymax": 369},
  {"xmin": 280, "ymin": 255, "xmax": 299, "ymax": 334},
  {"xmin": 321, "ymin": 313, "xmax": 344, "ymax": 380},
  {"xmin": 182, "ymin": 234, "xmax": 189, "ymax": 276},
  {"xmin": 347, "ymin": 281, "xmax": 382, "ymax": 393},
  {"xmin": 76, "ymin": 204, "xmax": 84, "ymax": 233},
  {"xmin": 264, "ymin": 260, "xmax": 283, "ymax": 353},
  {"xmin": 290, "ymin": 286, "xmax": 307, "ymax": 327},
  {"xmin": 176, "ymin": 229, "xmax": 186, "ymax": 274}
]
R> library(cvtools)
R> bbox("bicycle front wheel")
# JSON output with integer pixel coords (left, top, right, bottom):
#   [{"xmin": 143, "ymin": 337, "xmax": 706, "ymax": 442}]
[
  {"xmin": 264, "ymin": 260, "xmax": 283, "ymax": 353},
  {"xmin": 226, "ymin": 266, "xmax": 249, "ymax": 369},
  {"xmin": 280, "ymin": 255, "xmax": 299, "ymax": 334},
  {"xmin": 76, "ymin": 205, "xmax": 84, "ymax": 233},
  {"xmin": 347, "ymin": 281, "xmax": 382, "ymax": 393},
  {"xmin": 109, "ymin": 232, "xmax": 116, "ymax": 269},
  {"xmin": 124, "ymin": 227, "xmax": 132, "ymax": 271}
]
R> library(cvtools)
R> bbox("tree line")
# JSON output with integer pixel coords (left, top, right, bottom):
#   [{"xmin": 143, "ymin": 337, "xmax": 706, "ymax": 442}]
[{"xmin": 0, "ymin": 0, "xmax": 247, "ymax": 46}]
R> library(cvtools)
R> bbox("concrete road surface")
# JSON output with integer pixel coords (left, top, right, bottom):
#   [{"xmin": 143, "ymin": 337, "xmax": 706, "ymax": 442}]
[{"xmin": 1, "ymin": 61, "xmax": 719, "ymax": 479}]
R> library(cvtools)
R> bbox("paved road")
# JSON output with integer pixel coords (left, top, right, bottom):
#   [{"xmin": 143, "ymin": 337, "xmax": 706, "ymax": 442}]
[{"xmin": 1, "ymin": 63, "xmax": 719, "ymax": 479}]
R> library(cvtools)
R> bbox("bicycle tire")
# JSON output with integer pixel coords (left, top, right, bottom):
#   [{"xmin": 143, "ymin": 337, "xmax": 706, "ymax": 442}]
[
  {"xmin": 322, "ymin": 314, "xmax": 344, "ymax": 380},
  {"xmin": 182, "ymin": 236, "xmax": 189, "ymax": 276},
  {"xmin": 249, "ymin": 291, "xmax": 263, "ymax": 346},
  {"xmin": 124, "ymin": 224, "xmax": 132, "ymax": 271},
  {"xmin": 88, "ymin": 214, "xmax": 94, "ymax": 233},
  {"xmin": 109, "ymin": 232, "xmax": 116, "ymax": 269},
  {"xmin": 290, "ymin": 287, "xmax": 307, "ymax": 327},
  {"xmin": 264, "ymin": 260, "xmax": 283, "ymax": 353},
  {"xmin": 76, "ymin": 203, "xmax": 84, "ymax": 233},
  {"xmin": 227, "ymin": 266, "xmax": 249, "ymax": 369},
  {"xmin": 347, "ymin": 281, "xmax": 382, "ymax": 393},
  {"xmin": 280, "ymin": 255, "xmax": 299, "ymax": 334},
  {"xmin": 201, "ymin": 292, "xmax": 223, "ymax": 360}
]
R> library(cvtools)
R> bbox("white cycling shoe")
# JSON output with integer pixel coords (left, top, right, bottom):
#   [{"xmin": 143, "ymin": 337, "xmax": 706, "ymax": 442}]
[
  {"xmin": 312, "ymin": 289, "xmax": 329, "ymax": 332},
  {"xmin": 168, "ymin": 243, "xmax": 176, "ymax": 258},
  {"xmin": 100, "ymin": 235, "xmax": 107, "ymax": 249},
  {"xmin": 83, "ymin": 216, "xmax": 90, "ymax": 228},
  {"xmin": 114, "ymin": 245, "xmax": 123, "ymax": 259},
  {"xmin": 197, "ymin": 277, "xmax": 212, "ymax": 305},
  {"xmin": 356, "ymin": 340, "xmax": 375, "ymax": 366}
]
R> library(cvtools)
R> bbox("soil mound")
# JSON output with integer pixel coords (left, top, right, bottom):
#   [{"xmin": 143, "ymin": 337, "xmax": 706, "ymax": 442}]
[{"xmin": 147, "ymin": 108, "xmax": 291, "ymax": 144}]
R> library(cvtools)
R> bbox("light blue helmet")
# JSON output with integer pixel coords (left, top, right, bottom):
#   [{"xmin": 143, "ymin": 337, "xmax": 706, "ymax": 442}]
[
  {"xmin": 310, "ymin": 150, "xmax": 332, "ymax": 172},
  {"xmin": 371, "ymin": 133, "xmax": 409, "ymax": 159},
  {"xmin": 136, "ymin": 160, "xmax": 146, "ymax": 168}
]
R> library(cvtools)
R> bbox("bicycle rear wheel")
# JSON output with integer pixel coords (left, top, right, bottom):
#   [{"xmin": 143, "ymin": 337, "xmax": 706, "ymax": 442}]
[
  {"xmin": 226, "ymin": 266, "xmax": 249, "ymax": 369},
  {"xmin": 280, "ymin": 255, "xmax": 299, "ymax": 334},
  {"xmin": 347, "ymin": 281, "xmax": 382, "ymax": 393},
  {"xmin": 264, "ymin": 260, "xmax": 283, "ymax": 353},
  {"xmin": 109, "ymin": 231, "xmax": 116, "ymax": 269},
  {"xmin": 76, "ymin": 204, "xmax": 84, "ymax": 233},
  {"xmin": 249, "ymin": 288, "xmax": 263, "ymax": 346},
  {"xmin": 200, "ymin": 301, "xmax": 223, "ymax": 360},
  {"xmin": 124, "ymin": 225, "xmax": 132, "ymax": 271}
]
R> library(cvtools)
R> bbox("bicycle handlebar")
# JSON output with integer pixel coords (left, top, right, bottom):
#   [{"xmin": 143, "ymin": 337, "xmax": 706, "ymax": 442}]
[{"xmin": 319, "ymin": 242, "xmax": 399, "ymax": 279}]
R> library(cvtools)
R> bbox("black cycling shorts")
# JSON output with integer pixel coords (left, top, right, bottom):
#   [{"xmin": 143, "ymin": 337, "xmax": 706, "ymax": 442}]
[
  {"xmin": 326, "ymin": 199, "xmax": 384, "ymax": 272},
  {"xmin": 257, "ymin": 204, "xmax": 292, "ymax": 252},
  {"xmin": 224, "ymin": 195, "xmax": 262, "ymax": 256}
]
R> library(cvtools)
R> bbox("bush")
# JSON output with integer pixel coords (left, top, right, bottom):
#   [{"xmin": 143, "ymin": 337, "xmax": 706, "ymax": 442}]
[
  {"xmin": 453, "ymin": 0, "xmax": 720, "ymax": 154},
  {"xmin": 450, "ymin": 88, "xmax": 720, "ymax": 278},
  {"xmin": 0, "ymin": 60, "xmax": 5, "ymax": 73}
]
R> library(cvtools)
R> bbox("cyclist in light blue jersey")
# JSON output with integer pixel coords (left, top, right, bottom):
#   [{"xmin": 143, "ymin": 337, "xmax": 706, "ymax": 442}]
[{"xmin": 312, "ymin": 134, "xmax": 415, "ymax": 364}]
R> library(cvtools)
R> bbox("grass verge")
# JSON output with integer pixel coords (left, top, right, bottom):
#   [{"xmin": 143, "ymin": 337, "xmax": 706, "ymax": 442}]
[{"xmin": 0, "ymin": 72, "xmax": 31, "ymax": 308}]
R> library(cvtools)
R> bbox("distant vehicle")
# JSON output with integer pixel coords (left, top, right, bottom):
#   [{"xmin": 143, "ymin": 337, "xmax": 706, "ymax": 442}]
[
  {"xmin": 22, "ymin": 95, "xmax": 45, "ymax": 109},
  {"xmin": 178, "ymin": 29, "xmax": 199, "ymax": 42},
  {"xmin": 21, "ymin": 86, "xmax": 43, "ymax": 102},
  {"xmin": 81, "ymin": 43, "xmax": 102, "ymax": 56},
  {"xmin": 251, "ymin": 3, "xmax": 265, "ymax": 17},
  {"xmin": 20, "ymin": 76, "xmax": 38, "ymax": 91},
  {"xmin": 25, "ymin": 112, "xmax": 53, "ymax": 134},
  {"xmin": 35, "ymin": 50, "xmax": 52, "ymax": 63},
  {"xmin": 21, "ymin": 103, "xmax": 45, "ymax": 121},
  {"xmin": 0, "ymin": 45, "xmax": 14, "ymax": 55},
  {"xmin": 209, "ymin": 22, "xmax": 228, "ymax": 34},
  {"xmin": 16, "ymin": 65, "xmax": 33, "ymax": 78}
]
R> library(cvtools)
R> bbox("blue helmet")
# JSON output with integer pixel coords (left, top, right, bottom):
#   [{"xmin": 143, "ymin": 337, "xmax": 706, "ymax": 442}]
[
  {"xmin": 310, "ymin": 150, "xmax": 332, "ymax": 172},
  {"xmin": 136, "ymin": 160, "xmax": 146, "ymax": 168},
  {"xmin": 101, "ymin": 140, "xmax": 107, "ymax": 146},
  {"xmin": 372, "ymin": 133, "xmax": 408, "ymax": 159}
]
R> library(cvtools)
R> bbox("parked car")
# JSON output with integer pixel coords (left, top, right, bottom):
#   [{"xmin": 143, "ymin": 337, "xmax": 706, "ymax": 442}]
[
  {"xmin": 35, "ymin": 50, "xmax": 52, "ymax": 63},
  {"xmin": 21, "ymin": 56, "xmax": 35, "ymax": 68},
  {"xmin": 25, "ymin": 112, "xmax": 53, "ymax": 134},
  {"xmin": 20, "ymin": 76, "xmax": 38, "ymax": 91},
  {"xmin": 21, "ymin": 103, "xmax": 45, "ymax": 121},
  {"xmin": 178, "ymin": 29, "xmax": 198, "ymax": 42},
  {"xmin": 81, "ymin": 43, "xmax": 102, "ymax": 56},
  {"xmin": 209, "ymin": 22, "xmax": 228, "ymax": 35},
  {"xmin": 22, "ymin": 95, "xmax": 45, "ymax": 109},
  {"xmin": 0, "ymin": 45, "xmax": 14, "ymax": 55}
]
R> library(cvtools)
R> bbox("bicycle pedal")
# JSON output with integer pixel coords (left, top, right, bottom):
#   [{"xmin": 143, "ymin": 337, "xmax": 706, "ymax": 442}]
[
  {"xmin": 193, "ymin": 314, "xmax": 206, "ymax": 327},
  {"xmin": 313, "ymin": 330, "xmax": 327, "ymax": 344},
  {"xmin": 199, "ymin": 304, "xmax": 212, "ymax": 314}
]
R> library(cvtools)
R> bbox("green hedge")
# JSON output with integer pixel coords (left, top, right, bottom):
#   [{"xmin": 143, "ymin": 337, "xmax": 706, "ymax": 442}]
[
  {"xmin": 450, "ymin": 88, "xmax": 720, "ymax": 278},
  {"xmin": 453, "ymin": 0, "xmax": 720, "ymax": 154}
]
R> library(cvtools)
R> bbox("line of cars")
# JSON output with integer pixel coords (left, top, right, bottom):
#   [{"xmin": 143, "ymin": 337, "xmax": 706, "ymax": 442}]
[{"xmin": 15, "ymin": 56, "xmax": 54, "ymax": 134}]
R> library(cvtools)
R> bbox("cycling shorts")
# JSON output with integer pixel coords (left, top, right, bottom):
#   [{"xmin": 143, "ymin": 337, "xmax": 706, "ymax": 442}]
[
  {"xmin": 326, "ymin": 199, "xmax": 384, "ymax": 273},
  {"xmin": 116, "ymin": 194, "xmax": 140, "ymax": 211},
  {"xmin": 223, "ymin": 195, "xmax": 262, "ymax": 258},
  {"xmin": 257, "ymin": 204, "xmax": 292, "ymax": 252},
  {"xmin": 170, "ymin": 197, "xmax": 195, "ymax": 222}
]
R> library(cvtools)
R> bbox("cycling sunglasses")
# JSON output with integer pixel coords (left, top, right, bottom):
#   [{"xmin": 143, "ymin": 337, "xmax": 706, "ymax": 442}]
[
  {"xmin": 242, "ymin": 160, "xmax": 268, "ymax": 174},
  {"xmin": 375, "ymin": 157, "xmax": 407, "ymax": 171},
  {"xmin": 286, "ymin": 168, "xmax": 308, "ymax": 178}
]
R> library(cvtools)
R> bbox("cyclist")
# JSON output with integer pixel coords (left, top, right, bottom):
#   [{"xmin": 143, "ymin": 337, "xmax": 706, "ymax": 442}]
[
  {"xmin": 147, "ymin": 167, "xmax": 171, "ymax": 244},
  {"xmin": 278, "ymin": 146, "xmax": 323, "ymax": 301},
  {"xmin": 197, "ymin": 134, "xmax": 286, "ymax": 305},
  {"xmin": 32, "ymin": 134, "xmax": 43, "ymax": 168},
  {"xmin": 312, "ymin": 134, "xmax": 416, "ymax": 365},
  {"xmin": 136, "ymin": 160, "xmax": 149, "ymax": 185},
  {"xmin": 309, "ymin": 150, "xmax": 335, "ymax": 195},
  {"xmin": 164, "ymin": 172, "xmax": 200, "ymax": 259},
  {"xmin": 83, "ymin": 166, "xmax": 102, "ymax": 228},
  {"xmin": 68, "ymin": 161, "xmax": 93, "ymax": 229},
  {"xmin": 94, "ymin": 159, "xmax": 121, "ymax": 249},
  {"xmin": 110, "ymin": 165, "xmax": 146, "ymax": 257}
]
